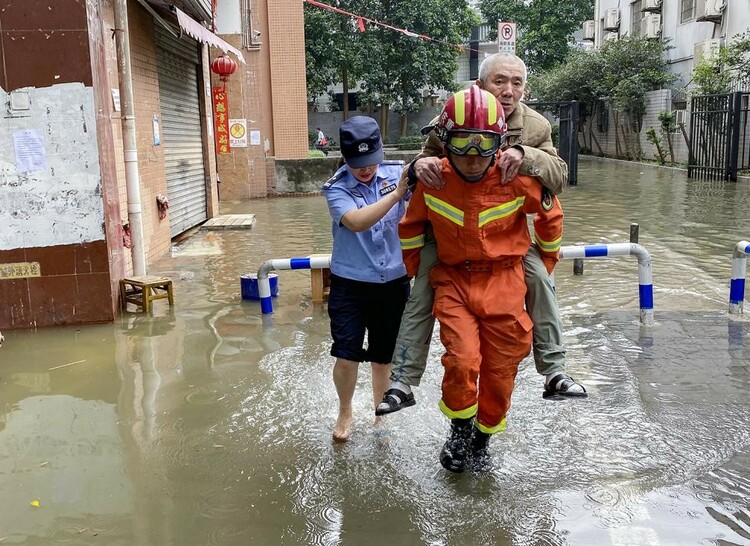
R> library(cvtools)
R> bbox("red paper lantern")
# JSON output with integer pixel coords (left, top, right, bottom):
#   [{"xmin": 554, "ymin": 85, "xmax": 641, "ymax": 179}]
[{"xmin": 211, "ymin": 54, "xmax": 237, "ymax": 83}]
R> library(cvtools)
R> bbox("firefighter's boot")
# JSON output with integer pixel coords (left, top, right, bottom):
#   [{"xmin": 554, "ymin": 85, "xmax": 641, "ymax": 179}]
[
  {"xmin": 467, "ymin": 428, "xmax": 493, "ymax": 473},
  {"xmin": 439, "ymin": 418, "xmax": 473, "ymax": 473}
]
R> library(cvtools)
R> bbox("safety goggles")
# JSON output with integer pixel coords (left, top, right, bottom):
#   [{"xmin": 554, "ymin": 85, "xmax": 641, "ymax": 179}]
[{"xmin": 445, "ymin": 131, "xmax": 502, "ymax": 157}]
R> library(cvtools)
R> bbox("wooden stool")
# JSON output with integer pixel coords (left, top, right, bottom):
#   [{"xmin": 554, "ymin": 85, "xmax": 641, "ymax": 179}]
[
  {"xmin": 120, "ymin": 275, "xmax": 174, "ymax": 312},
  {"xmin": 309, "ymin": 254, "xmax": 331, "ymax": 303}
]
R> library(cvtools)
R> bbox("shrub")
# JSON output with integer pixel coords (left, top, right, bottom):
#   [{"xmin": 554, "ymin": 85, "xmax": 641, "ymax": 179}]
[
  {"xmin": 396, "ymin": 136, "xmax": 425, "ymax": 150},
  {"xmin": 550, "ymin": 125, "xmax": 560, "ymax": 148}
]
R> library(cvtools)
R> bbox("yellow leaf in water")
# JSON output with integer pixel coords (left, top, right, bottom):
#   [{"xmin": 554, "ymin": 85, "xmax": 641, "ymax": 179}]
[{"xmin": 30, "ymin": 500, "xmax": 40, "ymax": 508}]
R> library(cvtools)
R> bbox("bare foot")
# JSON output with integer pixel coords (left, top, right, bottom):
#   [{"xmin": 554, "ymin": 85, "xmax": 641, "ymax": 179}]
[
  {"xmin": 333, "ymin": 408, "xmax": 352, "ymax": 442},
  {"xmin": 373, "ymin": 415, "xmax": 382, "ymax": 427}
]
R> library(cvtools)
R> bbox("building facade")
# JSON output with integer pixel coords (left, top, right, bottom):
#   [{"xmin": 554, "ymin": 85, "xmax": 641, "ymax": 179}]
[
  {"xmin": 0, "ymin": 0, "xmax": 307, "ymax": 330},
  {"xmin": 580, "ymin": 0, "xmax": 748, "ymax": 162},
  {"xmin": 587, "ymin": 0, "xmax": 744, "ymax": 89}
]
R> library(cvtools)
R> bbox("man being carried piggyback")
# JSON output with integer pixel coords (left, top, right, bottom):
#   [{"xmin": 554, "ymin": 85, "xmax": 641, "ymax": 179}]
[
  {"xmin": 398, "ymin": 85, "xmax": 564, "ymax": 472},
  {"xmin": 378, "ymin": 53, "xmax": 586, "ymax": 418}
]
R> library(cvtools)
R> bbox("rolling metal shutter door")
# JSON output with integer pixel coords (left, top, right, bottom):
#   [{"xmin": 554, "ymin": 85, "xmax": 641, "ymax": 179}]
[{"xmin": 156, "ymin": 26, "xmax": 207, "ymax": 237}]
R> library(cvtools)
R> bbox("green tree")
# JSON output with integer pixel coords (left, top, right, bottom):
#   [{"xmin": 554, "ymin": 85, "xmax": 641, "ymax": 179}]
[
  {"xmin": 356, "ymin": 0, "xmax": 477, "ymax": 136},
  {"xmin": 530, "ymin": 36, "xmax": 676, "ymax": 159},
  {"xmin": 304, "ymin": 0, "xmax": 476, "ymax": 137},
  {"xmin": 477, "ymin": 0, "xmax": 593, "ymax": 73},
  {"xmin": 304, "ymin": 0, "xmax": 368, "ymax": 119},
  {"xmin": 691, "ymin": 31, "xmax": 750, "ymax": 95}
]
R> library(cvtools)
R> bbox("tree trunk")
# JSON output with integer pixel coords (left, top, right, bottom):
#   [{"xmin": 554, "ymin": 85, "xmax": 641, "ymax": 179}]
[
  {"xmin": 613, "ymin": 111, "xmax": 622, "ymax": 158},
  {"xmin": 666, "ymin": 131, "xmax": 675, "ymax": 164},
  {"xmin": 589, "ymin": 116, "xmax": 604, "ymax": 155},
  {"xmin": 400, "ymin": 113, "xmax": 408, "ymax": 138},
  {"xmin": 380, "ymin": 106, "xmax": 389, "ymax": 142},
  {"xmin": 342, "ymin": 69, "xmax": 349, "ymax": 121},
  {"xmin": 679, "ymin": 123, "xmax": 691, "ymax": 160},
  {"xmin": 620, "ymin": 125, "xmax": 634, "ymax": 159}
]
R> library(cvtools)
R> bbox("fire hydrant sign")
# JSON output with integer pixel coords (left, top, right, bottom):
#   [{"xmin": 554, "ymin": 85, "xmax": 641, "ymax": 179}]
[
  {"xmin": 212, "ymin": 87, "xmax": 230, "ymax": 154},
  {"xmin": 229, "ymin": 119, "xmax": 248, "ymax": 148},
  {"xmin": 497, "ymin": 21, "xmax": 516, "ymax": 54}
]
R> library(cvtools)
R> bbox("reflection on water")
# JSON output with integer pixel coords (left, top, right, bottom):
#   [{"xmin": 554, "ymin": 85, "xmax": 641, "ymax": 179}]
[{"xmin": 0, "ymin": 159, "xmax": 749, "ymax": 545}]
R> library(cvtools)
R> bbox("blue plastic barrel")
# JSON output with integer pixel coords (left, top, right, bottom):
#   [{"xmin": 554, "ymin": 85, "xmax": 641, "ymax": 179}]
[{"xmin": 241, "ymin": 273, "xmax": 279, "ymax": 300}]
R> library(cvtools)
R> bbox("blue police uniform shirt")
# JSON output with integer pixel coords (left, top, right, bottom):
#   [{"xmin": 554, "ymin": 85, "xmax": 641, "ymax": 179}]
[{"xmin": 323, "ymin": 161, "xmax": 407, "ymax": 283}]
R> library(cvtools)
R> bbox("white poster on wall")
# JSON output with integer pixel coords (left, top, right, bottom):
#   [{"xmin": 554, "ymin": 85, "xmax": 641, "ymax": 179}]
[{"xmin": 13, "ymin": 129, "xmax": 47, "ymax": 172}]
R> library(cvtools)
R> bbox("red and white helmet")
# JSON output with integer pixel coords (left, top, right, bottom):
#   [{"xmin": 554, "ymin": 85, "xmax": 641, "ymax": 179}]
[{"xmin": 435, "ymin": 85, "xmax": 507, "ymax": 156}]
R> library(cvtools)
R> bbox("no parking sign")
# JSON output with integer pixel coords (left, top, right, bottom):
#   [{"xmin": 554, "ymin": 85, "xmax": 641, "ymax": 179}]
[{"xmin": 497, "ymin": 21, "xmax": 516, "ymax": 54}]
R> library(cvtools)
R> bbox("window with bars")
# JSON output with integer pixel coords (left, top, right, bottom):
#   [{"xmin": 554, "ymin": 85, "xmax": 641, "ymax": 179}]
[
  {"xmin": 681, "ymin": 0, "xmax": 696, "ymax": 23},
  {"xmin": 631, "ymin": 0, "xmax": 644, "ymax": 36}
]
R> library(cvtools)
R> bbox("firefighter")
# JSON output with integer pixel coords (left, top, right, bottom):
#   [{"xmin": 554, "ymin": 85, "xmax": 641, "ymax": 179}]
[{"xmin": 398, "ymin": 85, "xmax": 563, "ymax": 472}]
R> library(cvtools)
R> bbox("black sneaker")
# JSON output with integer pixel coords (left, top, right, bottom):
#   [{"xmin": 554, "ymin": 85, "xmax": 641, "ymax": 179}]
[
  {"xmin": 439, "ymin": 418, "xmax": 473, "ymax": 473},
  {"xmin": 466, "ymin": 428, "xmax": 493, "ymax": 473}
]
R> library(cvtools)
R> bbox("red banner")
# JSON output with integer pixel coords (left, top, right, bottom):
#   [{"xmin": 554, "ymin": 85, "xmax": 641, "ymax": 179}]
[{"xmin": 212, "ymin": 87, "xmax": 230, "ymax": 155}]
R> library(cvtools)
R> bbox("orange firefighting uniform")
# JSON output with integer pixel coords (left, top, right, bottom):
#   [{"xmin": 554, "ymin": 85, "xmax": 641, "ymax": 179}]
[{"xmin": 399, "ymin": 157, "xmax": 563, "ymax": 434}]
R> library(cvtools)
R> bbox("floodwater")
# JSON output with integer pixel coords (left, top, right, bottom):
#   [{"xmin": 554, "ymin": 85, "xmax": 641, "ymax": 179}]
[{"xmin": 1, "ymin": 157, "xmax": 750, "ymax": 545}]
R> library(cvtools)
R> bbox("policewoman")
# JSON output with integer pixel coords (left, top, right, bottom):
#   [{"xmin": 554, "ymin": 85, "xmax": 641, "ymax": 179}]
[{"xmin": 323, "ymin": 116, "xmax": 410, "ymax": 442}]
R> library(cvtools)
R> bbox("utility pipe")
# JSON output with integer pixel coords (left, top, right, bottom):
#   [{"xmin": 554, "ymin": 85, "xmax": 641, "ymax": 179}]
[
  {"xmin": 729, "ymin": 240, "xmax": 750, "ymax": 314},
  {"xmin": 114, "ymin": 0, "xmax": 146, "ymax": 276}
]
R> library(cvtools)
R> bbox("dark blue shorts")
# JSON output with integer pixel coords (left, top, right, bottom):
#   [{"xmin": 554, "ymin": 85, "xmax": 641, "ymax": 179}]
[{"xmin": 328, "ymin": 274, "xmax": 410, "ymax": 364}]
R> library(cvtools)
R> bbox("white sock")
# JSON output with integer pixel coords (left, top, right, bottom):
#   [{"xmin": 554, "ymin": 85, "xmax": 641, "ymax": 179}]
[
  {"xmin": 545, "ymin": 372, "xmax": 585, "ymax": 394},
  {"xmin": 388, "ymin": 380, "xmax": 412, "ymax": 395}
]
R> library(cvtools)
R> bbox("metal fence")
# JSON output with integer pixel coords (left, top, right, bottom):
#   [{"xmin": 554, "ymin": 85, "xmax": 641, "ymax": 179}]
[
  {"xmin": 688, "ymin": 91, "xmax": 750, "ymax": 181},
  {"xmin": 526, "ymin": 101, "xmax": 579, "ymax": 186}
]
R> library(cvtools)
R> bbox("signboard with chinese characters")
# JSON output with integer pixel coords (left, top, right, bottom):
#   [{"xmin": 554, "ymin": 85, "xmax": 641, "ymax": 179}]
[
  {"xmin": 212, "ymin": 87, "xmax": 231, "ymax": 154},
  {"xmin": 0, "ymin": 262, "xmax": 41, "ymax": 280},
  {"xmin": 497, "ymin": 21, "xmax": 517, "ymax": 54},
  {"xmin": 229, "ymin": 119, "xmax": 248, "ymax": 147}
]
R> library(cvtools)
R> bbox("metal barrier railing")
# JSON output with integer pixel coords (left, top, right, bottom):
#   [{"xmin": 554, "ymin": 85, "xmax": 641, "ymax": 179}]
[
  {"xmin": 729, "ymin": 240, "xmax": 750, "ymax": 314},
  {"xmin": 257, "ymin": 256, "xmax": 331, "ymax": 314},
  {"xmin": 256, "ymin": 242, "xmax": 654, "ymax": 323},
  {"xmin": 559, "ymin": 243, "xmax": 654, "ymax": 325}
]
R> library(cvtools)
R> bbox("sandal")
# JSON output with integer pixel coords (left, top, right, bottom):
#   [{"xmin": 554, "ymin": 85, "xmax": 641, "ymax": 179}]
[
  {"xmin": 375, "ymin": 388, "xmax": 416, "ymax": 416},
  {"xmin": 543, "ymin": 374, "xmax": 588, "ymax": 400}
]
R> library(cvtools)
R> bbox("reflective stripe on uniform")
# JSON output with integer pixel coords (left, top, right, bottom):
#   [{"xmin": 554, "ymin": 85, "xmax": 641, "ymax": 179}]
[
  {"xmin": 438, "ymin": 399, "xmax": 478, "ymax": 420},
  {"xmin": 475, "ymin": 417, "xmax": 507, "ymax": 435},
  {"xmin": 400, "ymin": 233, "xmax": 425, "ymax": 250},
  {"xmin": 478, "ymin": 196, "xmax": 525, "ymax": 228},
  {"xmin": 425, "ymin": 194, "xmax": 465, "ymax": 227},
  {"xmin": 535, "ymin": 233, "xmax": 562, "ymax": 253}
]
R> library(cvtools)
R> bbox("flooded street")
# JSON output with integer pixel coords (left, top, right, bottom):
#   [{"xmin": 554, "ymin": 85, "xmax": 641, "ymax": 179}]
[{"xmin": 1, "ymin": 158, "xmax": 749, "ymax": 545}]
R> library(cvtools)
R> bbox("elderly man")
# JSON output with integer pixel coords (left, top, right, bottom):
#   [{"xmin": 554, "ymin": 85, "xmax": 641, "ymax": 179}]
[{"xmin": 377, "ymin": 53, "xmax": 587, "ymax": 416}]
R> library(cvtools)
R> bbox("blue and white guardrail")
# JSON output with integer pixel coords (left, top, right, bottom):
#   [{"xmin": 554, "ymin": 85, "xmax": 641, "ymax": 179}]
[
  {"xmin": 256, "ymin": 243, "xmax": 655, "ymax": 323},
  {"xmin": 257, "ymin": 255, "xmax": 332, "ymax": 314},
  {"xmin": 559, "ymin": 242, "xmax": 654, "ymax": 325},
  {"xmin": 729, "ymin": 240, "xmax": 750, "ymax": 314}
]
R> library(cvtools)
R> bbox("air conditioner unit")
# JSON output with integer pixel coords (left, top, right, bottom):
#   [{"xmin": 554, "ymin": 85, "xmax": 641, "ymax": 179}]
[
  {"xmin": 603, "ymin": 31, "xmax": 619, "ymax": 42},
  {"xmin": 674, "ymin": 109, "xmax": 687, "ymax": 126},
  {"xmin": 696, "ymin": 0, "xmax": 726, "ymax": 22},
  {"xmin": 582, "ymin": 20, "xmax": 595, "ymax": 41},
  {"xmin": 642, "ymin": 0, "xmax": 662, "ymax": 12},
  {"xmin": 604, "ymin": 8, "xmax": 620, "ymax": 30},
  {"xmin": 641, "ymin": 13, "xmax": 661, "ymax": 39},
  {"xmin": 693, "ymin": 38, "xmax": 722, "ymax": 62}
]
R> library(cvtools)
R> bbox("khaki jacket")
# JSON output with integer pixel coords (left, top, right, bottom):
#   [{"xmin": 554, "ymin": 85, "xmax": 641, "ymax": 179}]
[{"xmin": 417, "ymin": 102, "xmax": 568, "ymax": 195}]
